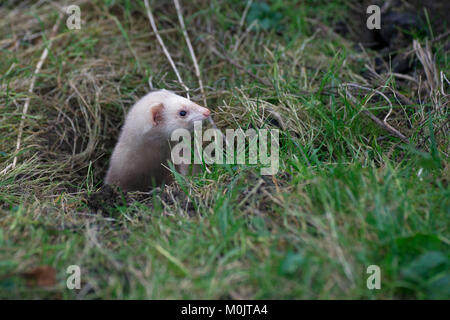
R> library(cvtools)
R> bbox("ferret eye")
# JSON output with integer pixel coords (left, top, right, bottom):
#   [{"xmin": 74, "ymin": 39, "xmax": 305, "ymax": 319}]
[{"xmin": 179, "ymin": 110, "xmax": 187, "ymax": 117}]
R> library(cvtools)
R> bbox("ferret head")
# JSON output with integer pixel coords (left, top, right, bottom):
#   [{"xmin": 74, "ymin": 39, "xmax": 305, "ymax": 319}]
[{"xmin": 144, "ymin": 90, "xmax": 210, "ymax": 138}]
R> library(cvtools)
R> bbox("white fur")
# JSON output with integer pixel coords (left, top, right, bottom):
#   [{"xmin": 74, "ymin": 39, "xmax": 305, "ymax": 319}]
[{"xmin": 105, "ymin": 90, "xmax": 210, "ymax": 191}]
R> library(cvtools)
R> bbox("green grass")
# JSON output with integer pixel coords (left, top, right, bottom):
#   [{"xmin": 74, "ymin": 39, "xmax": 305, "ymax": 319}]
[{"xmin": 0, "ymin": 0, "xmax": 448, "ymax": 299}]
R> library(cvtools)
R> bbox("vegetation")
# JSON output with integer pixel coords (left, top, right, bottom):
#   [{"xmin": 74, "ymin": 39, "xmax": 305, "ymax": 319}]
[{"xmin": 0, "ymin": 0, "xmax": 448, "ymax": 299}]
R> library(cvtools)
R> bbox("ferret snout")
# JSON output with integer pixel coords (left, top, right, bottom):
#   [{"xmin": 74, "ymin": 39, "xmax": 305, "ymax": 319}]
[
  {"xmin": 202, "ymin": 108, "xmax": 211, "ymax": 117},
  {"xmin": 190, "ymin": 106, "xmax": 211, "ymax": 122}
]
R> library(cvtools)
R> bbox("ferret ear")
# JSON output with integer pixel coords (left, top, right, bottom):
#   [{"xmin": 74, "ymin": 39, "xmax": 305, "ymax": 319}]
[{"xmin": 149, "ymin": 103, "xmax": 164, "ymax": 126}]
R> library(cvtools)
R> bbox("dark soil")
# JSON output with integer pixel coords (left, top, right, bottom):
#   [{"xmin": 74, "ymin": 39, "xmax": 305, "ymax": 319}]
[{"xmin": 335, "ymin": 0, "xmax": 449, "ymax": 75}]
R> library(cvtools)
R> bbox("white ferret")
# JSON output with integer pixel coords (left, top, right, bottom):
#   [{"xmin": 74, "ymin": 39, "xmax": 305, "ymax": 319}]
[{"xmin": 105, "ymin": 89, "xmax": 210, "ymax": 191}]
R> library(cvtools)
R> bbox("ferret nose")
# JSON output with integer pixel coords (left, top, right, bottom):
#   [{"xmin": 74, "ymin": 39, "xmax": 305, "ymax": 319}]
[{"xmin": 202, "ymin": 108, "xmax": 211, "ymax": 117}]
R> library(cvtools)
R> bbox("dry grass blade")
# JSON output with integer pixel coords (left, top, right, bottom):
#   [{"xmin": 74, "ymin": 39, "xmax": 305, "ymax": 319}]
[
  {"xmin": 413, "ymin": 40, "xmax": 439, "ymax": 96},
  {"xmin": 7, "ymin": 12, "xmax": 63, "ymax": 174},
  {"xmin": 173, "ymin": 0, "xmax": 219, "ymax": 131},
  {"xmin": 342, "ymin": 84, "xmax": 410, "ymax": 144},
  {"xmin": 173, "ymin": 0, "xmax": 206, "ymax": 107},
  {"xmin": 206, "ymin": 41, "xmax": 273, "ymax": 88}
]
